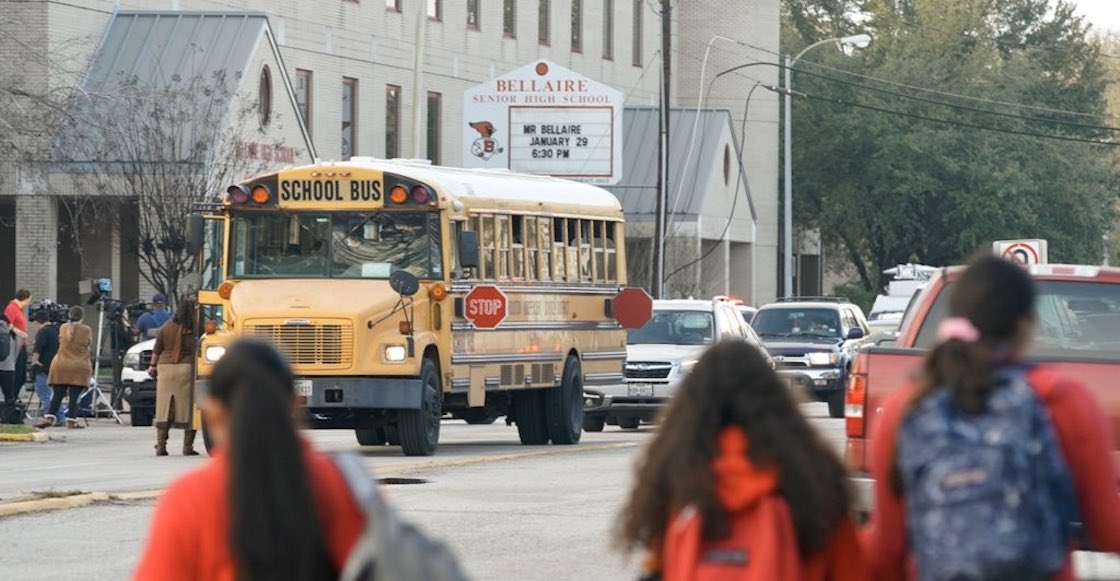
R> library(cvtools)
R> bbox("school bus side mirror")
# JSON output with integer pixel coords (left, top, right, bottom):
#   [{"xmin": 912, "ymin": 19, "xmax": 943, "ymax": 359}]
[
  {"xmin": 459, "ymin": 230, "xmax": 480, "ymax": 269},
  {"xmin": 187, "ymin": 214, "xmax": 205, "ymax": 254}
]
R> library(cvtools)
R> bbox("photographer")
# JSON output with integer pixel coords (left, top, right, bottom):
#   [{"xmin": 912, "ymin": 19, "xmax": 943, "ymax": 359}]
[
  {"xmin": 29, "ymin": 310, "xmax": 61, "ymax": 421},
  {"xmin": 134, "ymin": 294, "xmax": 171, "ymax": 340}
]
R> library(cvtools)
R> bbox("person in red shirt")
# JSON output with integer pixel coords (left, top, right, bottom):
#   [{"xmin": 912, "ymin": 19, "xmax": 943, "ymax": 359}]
[
  {"xmin": 4, "ymin": 289, "xmax": 32, "ymax": 398},
  {"xmin": 134, "ymin": 339, "xmax": 364, "ymax": 581},
  {"xmin": 862, "ymin": 256, "xmax": 1120, "ymax": 581},
  {"xmin": 618, "ymin": 340, "xmax": 868, "ymax": 580}
]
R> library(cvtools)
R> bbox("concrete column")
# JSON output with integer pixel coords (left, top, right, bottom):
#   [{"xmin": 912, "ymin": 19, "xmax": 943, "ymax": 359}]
[
  {"xmin": 730, "ymin": 242, "xmax": 754, "ymax": 304},
  {"xmin": 15, "ymin": 195, "xmax": 58, "ymax": 301}
]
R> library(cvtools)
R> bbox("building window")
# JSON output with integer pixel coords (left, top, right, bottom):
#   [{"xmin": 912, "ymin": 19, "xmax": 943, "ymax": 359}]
[
  {"xmin": 571, "ymin": 0, "xmax": 582, "ymax": 53},
  {"xmin": 538, "ymin": 0, "xmax": 549, "ymax": 45},
  {"xmin": 295, "ymin": 69, "xmax": 312, "ymax": 134},
  {"xmin": 632, "ymin": 0, "xmax": 642, "ymax": 66},
  {"xmin": 503, "ymin": 0, "xmax": 515, "ymax": 37},
  {"xmin": 427, "ymin": 91, "xmax": 441, "ymax": 165},
  {"xmin": 386, "ymin": 85, "xmax": 401, "ymax": 158},
  {"xmin": 386, "ymin": 0, "xmax": 400, "ymax": 11},
  {"xmin": 467, "ymin": 0, "xmax": 480, "ymax": 29},
  {"xmin": 427, "ymin": 0, "xmax": 441, "ymax": 20},
  {"xmin": 258, "ymin": 65, "xmax": 273, "ymax": 127},
  {"xmin": 342, "ymin": 78, "xmax": 357, "ymax": 158},
  {"xmin": 603, "ymin": 0, "xmax": 613, "ymax": 60}
]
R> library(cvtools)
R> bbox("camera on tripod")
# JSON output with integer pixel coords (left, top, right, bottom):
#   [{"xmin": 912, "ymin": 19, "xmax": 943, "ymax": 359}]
[{"xmin": 33, "ymin": 300, "xmax": 71, "ymax": 325}]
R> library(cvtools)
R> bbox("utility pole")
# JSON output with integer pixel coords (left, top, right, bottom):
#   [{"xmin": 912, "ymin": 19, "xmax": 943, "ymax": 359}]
[
  {"xmin": 411, "ymin": 0, "xmax": 427, "ymax": 159},
  {"xmin": 653, "ymin": 0, "xmax": 671, "ymax": 299}
]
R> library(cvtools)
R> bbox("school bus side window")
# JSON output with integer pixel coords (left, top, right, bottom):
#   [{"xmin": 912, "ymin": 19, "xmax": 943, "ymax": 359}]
[
  {"xmin": 495, "ymin": 215, "xmax": 511, "ymax": 279},
  {"xmin": 579, "ymin": 219, "xmax": 593, "ymax": 281},
  {"xmin": 511, "ymin": 215, "xmax": 526, "ymax": 280},
  {"xmin": 605, "ymin": 221, "xmax": 618, "ymax": 281},
  {"xmin": 553, "ymin": 217, "xmax": 567, "ymax": 281},
  {"xmin": 537, "ymin": 217, "xmax": 552, "ymax": 281},
  {"xmin": 475, "ymin": 214, "xmax": 494, "ymax": 280}
]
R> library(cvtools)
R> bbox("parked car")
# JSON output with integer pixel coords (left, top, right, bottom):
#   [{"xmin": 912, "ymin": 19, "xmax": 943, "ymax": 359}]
[
  {"xmin": 583, "ymin": 297, "xmax": 761, "ymax": 431},
  {"xmin": 121, "ymin": 338, "xmax": 156, "ymax": 426},
  {"xmin": 752, "ymin": 297, "xmax": 870, "ymax": 418}
]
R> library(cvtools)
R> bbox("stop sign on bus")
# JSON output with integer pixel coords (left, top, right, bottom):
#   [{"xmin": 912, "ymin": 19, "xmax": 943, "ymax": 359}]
[{"xmin": 464, "ymin": 285, "xmax": 508, "ymax": 329}]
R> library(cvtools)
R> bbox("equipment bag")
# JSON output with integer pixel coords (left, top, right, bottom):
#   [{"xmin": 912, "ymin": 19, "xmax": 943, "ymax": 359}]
[
  {"xmin": 0, "ymin": 400, "xmax": 26, "ymax": 424},
  {"xmin": 332, "ymin": 452, "xmax": 471, "ymax": 581},
  {"xmin": 897, "ymin": 367, "xmax": 1078, "ymax": 581}
]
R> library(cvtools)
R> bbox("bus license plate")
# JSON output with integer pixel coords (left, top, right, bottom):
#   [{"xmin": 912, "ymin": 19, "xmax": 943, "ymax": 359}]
[
  {"xmin": 628, "ymin": 383, "xmax": 654, "ymax": 397},
  {"xmin": 295, "ymin": 380, "xmax": 313, "ymax": 397}
]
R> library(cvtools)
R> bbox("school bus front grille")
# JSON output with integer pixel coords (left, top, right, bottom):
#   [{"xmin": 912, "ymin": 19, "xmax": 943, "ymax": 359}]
[{"xmin": 247, "ymin": 323, "xmax": 354, "ymax": 366}]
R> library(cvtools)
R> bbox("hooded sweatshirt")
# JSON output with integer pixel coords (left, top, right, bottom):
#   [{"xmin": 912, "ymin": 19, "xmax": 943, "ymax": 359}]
[{"xmin": 657, "ymin": 428, "xmax": 868, "ymax": 581}]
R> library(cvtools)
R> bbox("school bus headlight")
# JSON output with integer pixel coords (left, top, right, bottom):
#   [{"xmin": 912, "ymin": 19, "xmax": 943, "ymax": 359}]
[
  {"xmin": 204, "ymin": 345, "xmax": 227, "ymax": 363},
  {"xmin": 384, "ymin": 345, "xmax": 408, "ymax": 363}
]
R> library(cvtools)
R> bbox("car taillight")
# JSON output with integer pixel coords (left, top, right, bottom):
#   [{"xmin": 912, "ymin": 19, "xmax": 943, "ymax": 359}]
[{"xmin": 846, "ymin": 373, "xmax": 866, "ymax": 437}]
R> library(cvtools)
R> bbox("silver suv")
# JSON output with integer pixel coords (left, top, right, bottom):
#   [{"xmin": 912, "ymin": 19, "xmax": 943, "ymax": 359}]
[{"xmin": 583, "ymin": 297, "xmax": 764, "ymax": 431}]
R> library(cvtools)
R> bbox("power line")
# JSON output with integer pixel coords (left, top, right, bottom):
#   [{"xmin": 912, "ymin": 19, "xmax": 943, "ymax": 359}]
[
  {"xmin": 792, "ymin": 66, "xmax": 1120, "ymax": 134},
  {"xmin": 714, "ymin": 39, "xmax": 1120, "ymax": 122},
  {"xmin": 803, "ymin": 91, "xmax": 1120, "ymax": 147}
]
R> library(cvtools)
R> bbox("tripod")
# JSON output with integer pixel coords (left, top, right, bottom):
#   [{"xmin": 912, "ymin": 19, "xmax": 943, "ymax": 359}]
[{"xmin": 79, "ymin": 300, "xmax": 123, "ymax": 425}]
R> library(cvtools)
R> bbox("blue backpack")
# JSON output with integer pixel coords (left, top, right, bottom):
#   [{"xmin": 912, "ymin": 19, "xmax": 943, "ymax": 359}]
[{"xmin": 897, "ymin": 368, "xmax": 1078, "ymax": 581}]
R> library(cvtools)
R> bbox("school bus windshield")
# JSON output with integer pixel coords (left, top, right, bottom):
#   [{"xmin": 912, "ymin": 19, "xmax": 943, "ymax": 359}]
[{"xmin": 230, "ymin": 211, "xmax": 443, "ymax": 279}]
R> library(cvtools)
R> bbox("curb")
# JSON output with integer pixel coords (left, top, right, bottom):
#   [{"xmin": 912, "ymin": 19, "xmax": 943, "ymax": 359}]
[
  {"xmin": 0, "ymin": 431, "xmax": 49, "ymax": 443},
  {"xmin": 0, "ymin": 440, "xmax": 639, "ymax": 518}
]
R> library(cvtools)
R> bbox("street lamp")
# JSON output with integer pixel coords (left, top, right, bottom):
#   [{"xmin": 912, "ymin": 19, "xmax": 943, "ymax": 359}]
[{"xmin": 783, "ymin": 34, "xmax": 871, "ymax": 297}]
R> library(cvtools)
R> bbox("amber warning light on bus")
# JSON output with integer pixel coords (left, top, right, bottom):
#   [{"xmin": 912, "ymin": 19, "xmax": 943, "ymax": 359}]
[{"xmin": 612, "ymin": 287, "xmax": 653, "ymax": 329}]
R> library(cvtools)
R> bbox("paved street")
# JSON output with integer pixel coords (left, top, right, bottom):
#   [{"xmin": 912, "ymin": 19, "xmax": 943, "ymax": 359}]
[{"xmin": 0, "ymin": 404, "xmax": 1117, "ymax": 580}]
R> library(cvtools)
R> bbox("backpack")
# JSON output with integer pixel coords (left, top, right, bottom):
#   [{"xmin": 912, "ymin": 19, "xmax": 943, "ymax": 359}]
[
  {"xmin": 0, "ymin": 327, "xmax": 10, "ymax": 364},
  {"xmin": 897, "ymin": 367, "xmax": 1078, "ymax": 581},
  {"xmin": 332, "ymin": 453, "xmax": 471, "ymax": 581},
  {"xmin": 660, "ymin": 499, "xmax": 802, "ymax": 581}
]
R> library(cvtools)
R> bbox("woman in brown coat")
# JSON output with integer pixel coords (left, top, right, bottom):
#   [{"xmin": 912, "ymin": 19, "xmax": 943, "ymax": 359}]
[
  {"xmin": 150, "ymin": 299, "xmax": 197, "ymax": 456},
  {"xmin": 37, "ymin": 306, "xmax": 92, "ymax": 429}
]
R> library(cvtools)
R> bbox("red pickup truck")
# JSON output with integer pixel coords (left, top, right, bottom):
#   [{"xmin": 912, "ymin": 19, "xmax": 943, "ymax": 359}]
[{"xmin": 845, "ymin": 264, "xmax": 1120, "ymax": 511}]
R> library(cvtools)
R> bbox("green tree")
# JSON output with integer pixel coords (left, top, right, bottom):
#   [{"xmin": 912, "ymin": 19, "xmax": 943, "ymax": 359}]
[{"xmin": 784, "ymin": 0, "xmax": 1119, "ymax": 292}]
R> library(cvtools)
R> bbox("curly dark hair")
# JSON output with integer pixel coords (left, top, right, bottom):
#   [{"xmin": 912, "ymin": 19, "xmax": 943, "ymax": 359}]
[{"xmin": 617, "ymin": 339, "xmax": 852, "ymax": 557}]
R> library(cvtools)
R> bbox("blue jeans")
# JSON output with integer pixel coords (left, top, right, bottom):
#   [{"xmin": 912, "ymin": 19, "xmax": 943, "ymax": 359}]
[{"xmin": 34, "ymin": 372, "xmax": 65, "ymax": 422}]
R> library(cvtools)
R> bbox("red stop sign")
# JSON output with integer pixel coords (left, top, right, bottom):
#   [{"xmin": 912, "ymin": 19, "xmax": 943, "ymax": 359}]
[
  {"xmin": 464, "ymin": 285, "xmax": 509, "ymax": 329},
  {"xmin": 613, "ymin": 287, "xmax": 653, "ymax": 329}
]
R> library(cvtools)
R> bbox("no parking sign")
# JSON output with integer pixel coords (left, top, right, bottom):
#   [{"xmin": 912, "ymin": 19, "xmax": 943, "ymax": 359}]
[{"xmin": 993, "ymin": 239, "xmax": 1048, "ymax": 265}]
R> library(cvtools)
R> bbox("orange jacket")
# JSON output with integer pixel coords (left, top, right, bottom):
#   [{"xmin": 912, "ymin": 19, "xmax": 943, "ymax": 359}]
[
  {"xmin": 862, "ymin": 367, "xmax": 1120, "ymax": 581},
  {"xmin": 659, "ymin": 428, "xmax": 868, "ymax": 581},
  {"xmin": 134, "ymin": 441, "xmax": 364, "ymax": 581}
]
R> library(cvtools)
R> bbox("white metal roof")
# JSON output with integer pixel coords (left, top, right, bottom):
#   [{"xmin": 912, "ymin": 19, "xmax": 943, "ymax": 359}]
[
  {"xmin": 338, "ymin": 157, "xmax": 623, "ymax": 212},
  {"xmin": 653, "ymin": 299, "xmax": 719, "ymax": 311}
]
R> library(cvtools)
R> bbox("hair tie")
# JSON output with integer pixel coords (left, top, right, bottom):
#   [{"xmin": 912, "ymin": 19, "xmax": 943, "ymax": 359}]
[{"xmin": 937, "ymin": 317, "xmax": 980, "ymax": 343}]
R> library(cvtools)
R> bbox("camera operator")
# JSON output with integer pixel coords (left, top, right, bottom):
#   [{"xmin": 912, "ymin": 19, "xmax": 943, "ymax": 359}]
[
  {"xmin": 134, "ymin": 294, "xmax": 171, "ymax": 340},
  {"xmin": 29, "ymin": 309, "xmax": 61, "ymax": 421}
]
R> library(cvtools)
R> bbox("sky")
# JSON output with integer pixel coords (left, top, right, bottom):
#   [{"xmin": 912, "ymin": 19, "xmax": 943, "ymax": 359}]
[{"xmin": 1069, "ymin": 0, "xmax": 1120, "ymax": 34}]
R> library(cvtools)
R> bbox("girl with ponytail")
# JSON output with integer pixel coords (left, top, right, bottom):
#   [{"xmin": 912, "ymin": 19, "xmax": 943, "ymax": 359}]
[
  {"xmin": 135, "ymin": 339, "xmax": 364, "ymax": 581},
  {"xmin": 863, "ymin": 255, "xmax": 1120, "ymax": 581}
]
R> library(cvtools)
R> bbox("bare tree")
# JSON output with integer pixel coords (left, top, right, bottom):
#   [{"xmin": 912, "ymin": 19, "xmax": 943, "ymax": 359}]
[{"xmin": 54, "ymin": 70, "xmax": 286, "ymax": 305}]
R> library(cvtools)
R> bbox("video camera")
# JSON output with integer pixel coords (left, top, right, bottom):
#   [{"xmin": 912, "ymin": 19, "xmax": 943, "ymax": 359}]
[{"xmin": 32, "ymin": 300, "xmax": 71, "ymax": 325}]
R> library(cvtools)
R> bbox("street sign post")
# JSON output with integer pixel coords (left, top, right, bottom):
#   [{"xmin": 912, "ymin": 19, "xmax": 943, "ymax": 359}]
[
  {"xmin": 613, "ymin": 287, "xmax": 654, "ymax": 329},
  {"xmin": 462, "ymin": 60, "xmax": 624, "ymax": 185},
  {"xmin": 463, "ymin": 285, "xmax": 509, "ymax": 329},
  {"xmin": 993, "ymin": 239, "xmax": 1048, "ymax": 266}
]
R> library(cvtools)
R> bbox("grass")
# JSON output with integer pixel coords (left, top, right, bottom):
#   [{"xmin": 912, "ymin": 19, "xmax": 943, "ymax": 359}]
[
  {"xmin": 0, "ymin": 425, "xmax": 35, "ymax": 435},
  {"xmin": 31, "ymin": 489, "xmax": 87, "ymax": 500}
]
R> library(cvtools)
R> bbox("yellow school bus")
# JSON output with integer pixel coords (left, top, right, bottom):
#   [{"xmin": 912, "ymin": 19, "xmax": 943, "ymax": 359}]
[{"xmin": 188, "ymin": 158, "xmax": 644, "ymax": 455}]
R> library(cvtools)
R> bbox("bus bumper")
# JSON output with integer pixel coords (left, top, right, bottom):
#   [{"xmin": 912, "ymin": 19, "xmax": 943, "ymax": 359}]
[{"xmin": 194, "ymin": 377, "xmax": 424, "ymax": 410}]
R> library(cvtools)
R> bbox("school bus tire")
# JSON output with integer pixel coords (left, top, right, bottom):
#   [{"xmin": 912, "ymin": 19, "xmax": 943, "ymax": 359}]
[
  {"xmin": 513, "ymin": 390, "xmax": 549, "ymax": 445},
  {"xmin": 398, "ymin": 359, "xmax": 442, "ymax": 456},
  {"xmin": 545, "ymin": 356, "xmax": 583, "ymax": 445}
]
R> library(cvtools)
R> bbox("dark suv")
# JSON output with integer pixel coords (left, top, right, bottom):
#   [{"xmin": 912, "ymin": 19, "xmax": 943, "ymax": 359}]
[{"xmin": 751, "ymin": 298, "xmax": 869, "ymax": 418}]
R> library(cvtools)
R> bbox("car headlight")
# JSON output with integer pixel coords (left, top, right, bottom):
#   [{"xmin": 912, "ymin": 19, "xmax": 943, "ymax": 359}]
[
  {"xmin": 675, "ymin": 360, "xmax": 698, "ymax": 376},
  {"xmin": 383, "ymin": 345, "xmax": 407, "ymax": 363},
  {"xmin": 808, "ymin": 352, "xmax": 840, "ymax": 366},
  {"xmin": 123, "ymin": 353, "xmax": 140, "ymax": 367},
  {"xmin": 204, "ymin": 345, "xmax": 227, "ymax": 363}
]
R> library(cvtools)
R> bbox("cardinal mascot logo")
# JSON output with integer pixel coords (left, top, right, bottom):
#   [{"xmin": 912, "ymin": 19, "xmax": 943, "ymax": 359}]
[{"xmin": 469, "ymin": 121, "xmax": 504, "ymax": 161}]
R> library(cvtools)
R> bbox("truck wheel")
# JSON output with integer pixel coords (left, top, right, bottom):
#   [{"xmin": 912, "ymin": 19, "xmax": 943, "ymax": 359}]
[
  {"xmin": 513, "ymin": 390, "xmax": 549, "ymax": 445},
  {"xmin": 545, "ymin": 356, "xmax": 583, "ymax": 445},
  {"xmin": 130, "ymin": 410, "xmax": 153, "ymax": 427},
  {"xmin": 618, "ymin": 416, "xmax": 640, "ymax": 430},
  {"xmin": 582, "ymin": 415, "xmax": 605, "ymax": 432},
  {"xmin": 355, "ymin": 427, "xmax": 386, "ymax": 446},
  {"xmin": 454, "ymin": 409, "xmax": 499, "ymax": 425},
  {"xmin": 827, "ymin": 391, "xmax": 845, "ymax": 419},
  {"xmin": 384, "ymin": 425, "xmax": 401, "ymax": 446},
  {"xmin": 398, "ymin": 359, "xmax": 441, "ymax": 456}
]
